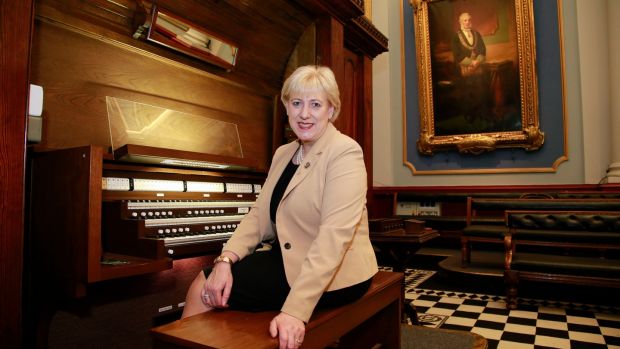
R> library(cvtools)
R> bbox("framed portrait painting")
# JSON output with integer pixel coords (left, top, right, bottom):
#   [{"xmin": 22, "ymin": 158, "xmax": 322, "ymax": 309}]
[{"xmin": 411, "ymin": 0, "xmax": 544, "ymax": 155}]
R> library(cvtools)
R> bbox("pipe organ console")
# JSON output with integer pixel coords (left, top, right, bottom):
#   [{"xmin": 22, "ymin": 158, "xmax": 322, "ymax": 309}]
[
  {"xmin": 101, "ymin": 177, "xmax": 261, "ymax": 259},
  {"xmin": 30, "ymin": 145, "xmax": 265, "ymax": 298}
]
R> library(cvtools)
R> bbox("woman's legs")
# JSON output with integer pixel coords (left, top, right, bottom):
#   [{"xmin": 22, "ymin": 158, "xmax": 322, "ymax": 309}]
[{"xmin": 181, "ymin": 271, "xmax": 212, "ymax": 318}]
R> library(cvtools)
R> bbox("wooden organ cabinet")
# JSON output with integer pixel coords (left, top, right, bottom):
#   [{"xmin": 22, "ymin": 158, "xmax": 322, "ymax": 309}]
[
  {"xmin": 30, "ymin": 145, "xmax": 265, "ymax": 298},
  {"xmin": 18, "ymin": 0, "xmax": 387, "ymax": 347}
]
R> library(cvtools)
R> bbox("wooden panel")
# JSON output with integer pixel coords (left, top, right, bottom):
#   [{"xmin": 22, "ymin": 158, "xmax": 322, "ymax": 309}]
[
  {"xmin": 0, "ymin": 0, "xmax": 33, "ymax": 347},
  {"xmin": 31, "ymin": 21, "xmax": 272, "ymax": 170},
  {"xmin": 30, "ymin": 146, "xmax": 104, "ymax": 296},
  {"xmin": 344, "ymin": 15, "xmax": 389, "ymax": 59},
  {"xmin": 361, "ymin": 55, "xmax": 374, "ymax": 190},
  {"xmin": 46, "ymin": 256, "xmax": 210, "ymax": 348},
  {"xmin": 316, "ymin": 16, "xmax": 344, "ymax": 77},
  {"xmin": 294, "ymin": 0, "xmax": 364, "ymax": 20},
  {"xmin": 368, "ymin": 185, "xmax": 620, "ymax": 240},
  {"xmin": 36, "ymin": 0, "xmax": 314, "ymax": 94},
  {"xmin": 20, "ymin": 2, "xmax": 387, "ymax": 348},
  {"xmin": 338, "ymin": 49, "xmax": 362, "ymax": 140}
]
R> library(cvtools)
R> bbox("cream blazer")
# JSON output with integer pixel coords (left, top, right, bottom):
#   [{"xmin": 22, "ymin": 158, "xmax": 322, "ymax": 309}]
[{"xmin": 222, "ymin": 123, "xmax": 378, "ymax": 322}]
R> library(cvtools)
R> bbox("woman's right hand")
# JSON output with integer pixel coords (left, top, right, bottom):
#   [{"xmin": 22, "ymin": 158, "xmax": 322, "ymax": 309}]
[{"xmin": 202, "ymin": 262, "xmax": 233, "ymax": 308}]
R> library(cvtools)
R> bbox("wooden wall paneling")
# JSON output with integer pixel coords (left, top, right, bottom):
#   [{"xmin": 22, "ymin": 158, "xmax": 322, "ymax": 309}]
[{"xmin": 0, "ymin": 0, "xmax": 34, "ymax": 347}]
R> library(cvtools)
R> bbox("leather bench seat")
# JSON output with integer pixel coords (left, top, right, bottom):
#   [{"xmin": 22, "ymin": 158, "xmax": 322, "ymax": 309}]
[
  {"xmin": 461, "ymin": 198, "xmax": 620, "ymax": 266},
  {"xmin": 509, "ymin": 212, "xmax": 620, "ymax": 243},
  {"xmin": 473, "ymin": 201, "xmax": 620, "ymax": 210},
  {"xmin": 504, "ymin": 210, "xmax": 620, "ymax": 309},
  {"xmin": 509, "ymin": 212, "xmax": 620, "ymax": 230},
  {"xmin": 511, "ymin": 253, "xmax": 620, "ymax": 278},
  {"xmin": 513, "ymin": 229, "xmax": 620, "ymax": 243}
]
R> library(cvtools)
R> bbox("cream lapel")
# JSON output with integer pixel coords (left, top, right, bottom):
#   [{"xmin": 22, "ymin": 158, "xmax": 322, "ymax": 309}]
[{"xmin": 281, "ymin": 123, "xmax": 338, "ymax": 200}]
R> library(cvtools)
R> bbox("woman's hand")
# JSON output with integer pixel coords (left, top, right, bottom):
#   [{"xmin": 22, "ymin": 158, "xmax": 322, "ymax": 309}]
[
  {"xmin": 201, "ymin": 262, "xmax": 233, "ymax": 308},
  {"xmin": 269, "ymin": 312, "xmax": 305, "ymax": 349}
]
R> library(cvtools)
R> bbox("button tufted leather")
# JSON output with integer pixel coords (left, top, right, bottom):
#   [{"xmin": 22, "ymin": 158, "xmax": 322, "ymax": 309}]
[{"xmin": 509, "ymin": 213, "xmax": 620, "ymax": 232}]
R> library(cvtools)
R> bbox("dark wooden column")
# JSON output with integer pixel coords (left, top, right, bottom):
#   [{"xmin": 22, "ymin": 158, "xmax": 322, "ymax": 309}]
[
  {"xmin": 315, "ymin": 12, "xmax": 384, "ymax": 199},
  {"xmin": 316, "ymin": 16, "xmax": 345, "ymax": 97},
  {"xmin": 361, "ymin": 55, "xmax": 374, "ymax": 192},
  {"xmin": 0, "ymin": 0, "xmax": 34, "ymax": 347}
]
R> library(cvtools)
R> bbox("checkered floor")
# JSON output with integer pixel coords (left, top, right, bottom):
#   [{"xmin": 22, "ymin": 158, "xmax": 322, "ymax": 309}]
[{"xmin": 384, "ymin": 267, "xmax": 620, "ymax": 349}]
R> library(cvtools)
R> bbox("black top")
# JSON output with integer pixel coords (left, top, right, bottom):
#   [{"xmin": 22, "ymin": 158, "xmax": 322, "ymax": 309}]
[{"xmin": 270, "ymin": 159, "xmax": 299, "ymax": 223}]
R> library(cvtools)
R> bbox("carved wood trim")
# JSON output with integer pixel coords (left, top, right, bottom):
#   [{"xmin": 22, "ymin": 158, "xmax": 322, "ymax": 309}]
[
  {"xmin": 295, "ymin": 0, "xmax": 365, "ymax": 22},
  {"xmin": 345, "ymin": 15, "xmax": 389, "ymax": 58}
]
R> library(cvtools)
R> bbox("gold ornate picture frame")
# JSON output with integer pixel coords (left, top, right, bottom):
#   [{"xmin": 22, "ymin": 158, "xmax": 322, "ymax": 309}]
[{"xmin": 411, "ymin": 0, "xmax": 544, "ymax": 155}]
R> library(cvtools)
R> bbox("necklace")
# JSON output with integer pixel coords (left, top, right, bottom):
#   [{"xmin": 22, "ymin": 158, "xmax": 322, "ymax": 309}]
[{"xmin": 295, "ymin": 144, "xmax": 304, "ymax": 165}]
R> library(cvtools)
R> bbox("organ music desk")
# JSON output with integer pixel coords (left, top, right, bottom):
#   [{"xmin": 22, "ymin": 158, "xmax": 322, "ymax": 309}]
[{"xmin": 29, "ymin": 145, "xmax": 265, "ymax": 298}]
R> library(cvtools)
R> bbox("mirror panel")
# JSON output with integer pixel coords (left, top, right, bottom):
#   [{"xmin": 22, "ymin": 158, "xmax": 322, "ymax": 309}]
[{"xmin": 147, "ymin": 6, "xmax": 239, "ymax": 70}]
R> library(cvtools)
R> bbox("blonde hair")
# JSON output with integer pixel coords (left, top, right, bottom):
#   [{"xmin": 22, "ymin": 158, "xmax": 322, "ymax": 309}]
[{"xmin": 280, "ymin": 65, "xmax": 341, "ymax": 121}]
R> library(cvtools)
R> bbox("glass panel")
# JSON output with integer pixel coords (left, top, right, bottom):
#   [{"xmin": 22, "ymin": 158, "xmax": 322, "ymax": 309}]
[{"xmin": 106, "ymin": 97, "xmax": 243, "ymax": 158}]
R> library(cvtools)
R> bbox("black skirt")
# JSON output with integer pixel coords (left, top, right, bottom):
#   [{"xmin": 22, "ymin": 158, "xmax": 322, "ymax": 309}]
[{"xmin": 203, "ymin": 244, "xmax": 372, "ymax": 313}]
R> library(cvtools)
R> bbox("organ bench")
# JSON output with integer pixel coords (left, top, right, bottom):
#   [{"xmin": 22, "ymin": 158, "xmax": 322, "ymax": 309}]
[{"xmin": 150, "ymin": 271, "xmax": 404, "ymax": 349}]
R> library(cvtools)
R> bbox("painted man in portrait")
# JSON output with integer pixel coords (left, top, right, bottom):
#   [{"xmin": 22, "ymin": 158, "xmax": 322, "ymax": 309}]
[{"xmin": 451, "ymin": 12, "xmax": 490, "ymax": 123}]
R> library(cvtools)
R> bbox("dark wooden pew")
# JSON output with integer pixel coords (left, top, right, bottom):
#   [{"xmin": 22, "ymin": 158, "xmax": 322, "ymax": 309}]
[
  {"xmin": 503, "ymin": 210, "xmax": 620, "ymax": 309},
  {"xmin": 150, "ymin": 271, "xmax": 403, "ymax": 349}
]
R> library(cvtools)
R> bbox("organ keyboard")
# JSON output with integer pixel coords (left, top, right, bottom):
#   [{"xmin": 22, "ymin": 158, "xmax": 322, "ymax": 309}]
[{"xmin": 103, "ymin": 176, "xmax": 262, "ymax": 259}]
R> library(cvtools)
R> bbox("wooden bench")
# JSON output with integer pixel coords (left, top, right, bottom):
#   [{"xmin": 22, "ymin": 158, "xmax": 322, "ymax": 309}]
[
  {"xmin": 503, "ymin": 210, "xmax": 620, "ymax": 309},
  {"xmin": 150, "ymin": 271, "xmax": 403, "ymax": 349},
  {"xmin": 461, "ymin": 197, "xmax": 620, "ymax": 266}
]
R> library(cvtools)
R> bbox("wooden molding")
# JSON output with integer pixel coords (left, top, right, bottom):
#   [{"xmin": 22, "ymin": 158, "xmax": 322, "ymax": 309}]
[{"xmin": 345, "ymin": 15, "xmax": 389, "ymax": 58}]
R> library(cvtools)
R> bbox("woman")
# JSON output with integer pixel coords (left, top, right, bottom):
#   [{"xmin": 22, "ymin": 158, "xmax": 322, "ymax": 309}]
[{"xmin": 181, "ymin": 65, "xmax": 378, "ymax": 349}]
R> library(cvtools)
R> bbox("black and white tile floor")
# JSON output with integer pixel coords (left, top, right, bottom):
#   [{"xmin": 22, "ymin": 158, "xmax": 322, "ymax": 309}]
[{"xmin": 389, "ymin": 267, "xmax": 620, "ymax": 348}]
